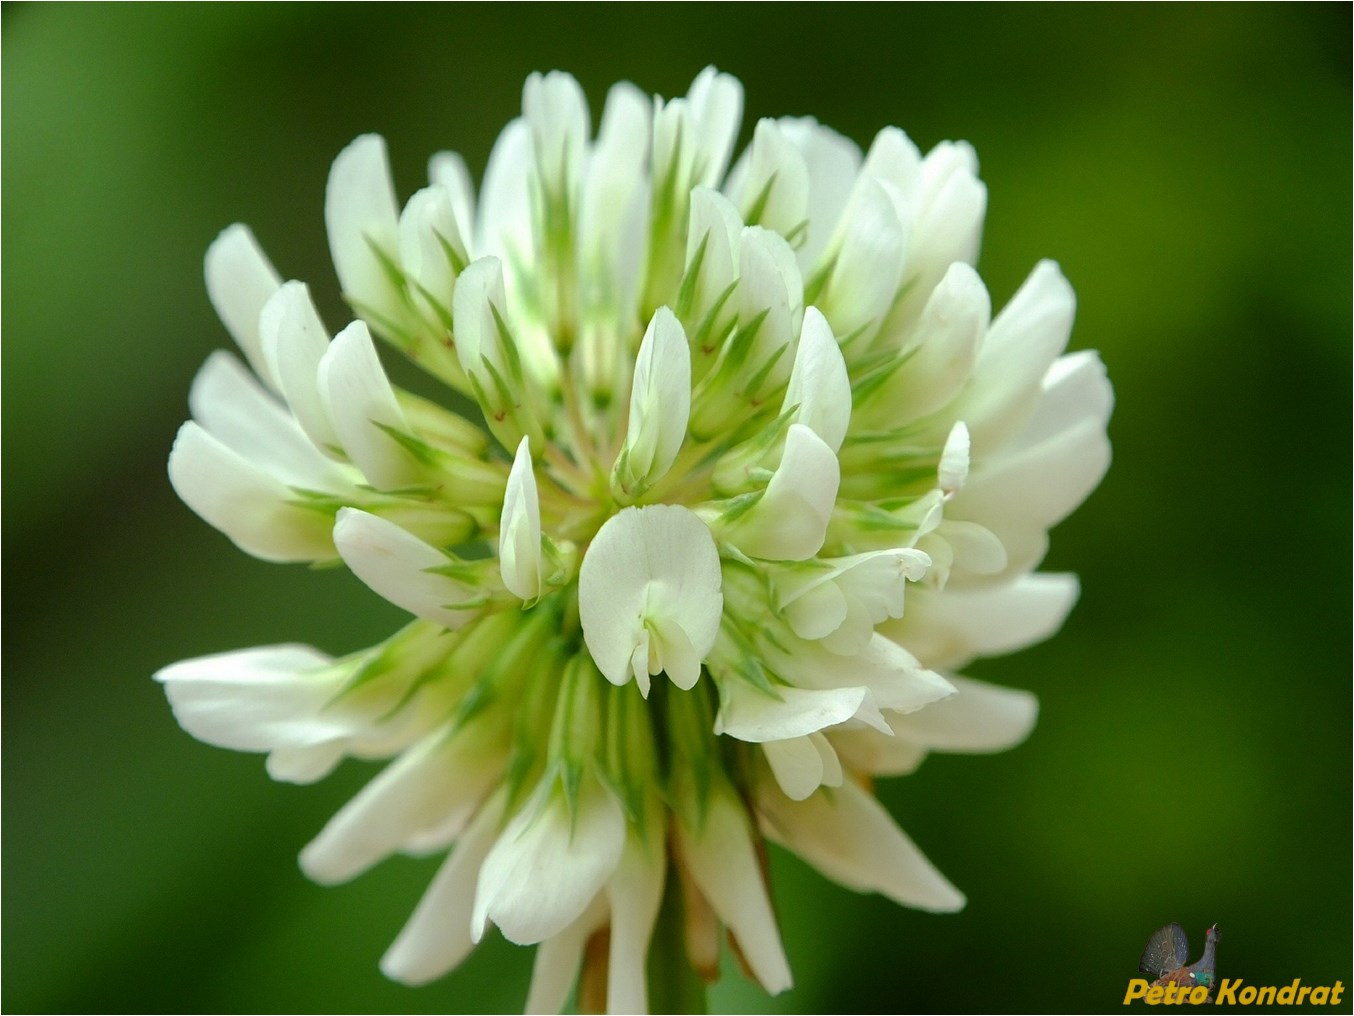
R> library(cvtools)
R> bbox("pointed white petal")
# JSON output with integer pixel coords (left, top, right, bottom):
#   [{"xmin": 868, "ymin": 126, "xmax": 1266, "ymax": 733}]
[
  {"xmin": 381, "ymin": 792, "xmax": 506, "ymax": 985},
  {"xmin": 1010, "ymin": 349, "xmax": 1114, "ymax": 453},
  {"xmin": 912, "ymin": 141, "xmax": 986, "ymax": 274},
  {"xmin": 523, "ymin": 71, "xmax": 590, "ymax": 198},
  {"xmin": 317, "ymin": 320, "xmax": 419, "ymax": 490},
  {"xmin": 168, "ymin": 422, "xmax": 336, "ymax": 562},
  {"xmin": 727, "ymin": 118, "xmax": 809, "ymax": 238},
  {"xmin": 938, "ymin": 421, "xmax": 971, "ymax": 495},
  {"xmin": 427, "ymin": 150, "xmax": 476, "ymax": 243},
  {"xmin": 476, "ymin": 118, "xmax": 532, "ymax": 268},
  {"xmin": 204, "ymin": 224, "xmax": 283, "ymax": 388},
  {"xmin": 579, "ymin": 505, "xmax": 723, "ymax": 691},
  {"xmin": 188, "ymin": 351, "xmax": 350, "ymax": 491},
  {"xmin": 397, "ymin": 184, "xmax": 465, "ymax": 314},
  {"xmin": 499, "ymin": 437, "xmax": 543, "ymax": 602},
  {"xmin": 781, "ymin": 307, "xmax": 850, "ymax": 452},
  {"xmin": 963, "ymin": 260, "xmax": 1076, "ymax": 449},
  {"xmin": 764, "ymin": 735, "xmax": 826, "ymax": 801},
  {"xmin": 258, "ymin": 281, "xmax": 342, "ymax": 455},
  {"xmin": 781, "ymin": 122, "xmax": 860, "ymax": 271},
  {"xmin": 729, "ymin": 423, "xmax": 839, "ymax": 561},
  {"xmin": 820, "ymin": 177, "xmax": 907, "ymax": 339},
  {"xmin": 619, "ymin": 306, "xmax": 691, "ymax": 491},
  {"xmin": 677, "ymin": 789, "xmax": 792, "ymax": 995},
  {"xmin": 451, "ymin": 255, "xmax": 511, "ymax": 382},
  {"xmin": 682, "ymin": 66, "xmax": 744, "ymax": 188},
  {"xmin": 472, "ymin": 779, "xmax": 626, "ymax": 945},
  {"xmin": 891, "ymin": 675, "xmax": 1038, "ymax": 753},
  {"xmin": 758, "ymin": 777, "xmax": 965, "ymax": 912},
  {"xmin": 325, "ymin": 134, "xmax": 403, "ymax": 324},
  {"xmin": 300, "ymin": 726, "xmax": 502, "ymax": 885},
  {"xmin": 334, "ymin": 508, "xmax": 482, "ymax": 629}
]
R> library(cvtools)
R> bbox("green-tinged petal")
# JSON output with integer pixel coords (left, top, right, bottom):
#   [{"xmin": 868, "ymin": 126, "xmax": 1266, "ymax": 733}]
[
  {"xmin": 616, "ymin": 306, "xmax": 691, "ymax": 495},
  {"xmin": 724, "ymin": 423, "xmax": 839, "ymax": 561},
  {"xmin": 334, "ymin": 508, "xmax": 485, "ymax": 629},
  {"xmin": 168, "ymin": 421, "xmax": 336, "ymax": 562},
  {"xmin": 499, "ymin": 437, "xmax": 543, "ymax": 602},
  {"xmin": 889, "ymin": 675, "xmax": 1038, "ymax": 754},
  {"xmin": 325, "ymin": 134, "xmax": 403, "ymax": 326},
  {"xmin": 317, "ymin": 320, "xmax": 421, "ymax": 490}
]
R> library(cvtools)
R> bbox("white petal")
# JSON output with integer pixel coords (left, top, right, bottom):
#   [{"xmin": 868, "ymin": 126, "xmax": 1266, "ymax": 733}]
[
  {"xmin": 523, "ymin": 71, "xmax": 589, "ymax": 197},
  {"xmin": 764, "ymin": 733, "xmax": 841, "ymax": 801},
  {"xmin": 715, "ymin": 682, "xmax": 868, "ymax": 743},
  {"xmin": 758, "ymin": 777, "xmax": 965, "ymax": 913},
  {"xmin": 258, "ymin": 281, "xmax": 342, "ymax": 455},
  {"xmin": 427, "ymin": 150, "xmax": 476, "ymax": 243},
  {"xmin": 334, "ymin": 508, "xmax": 482, "ymax": 629},
  {"xmin": 676, "ymin": 788, "xmax": 791, "ymax": 995},
  {"xmin": 325, "ymin": 134, "xmax": 403, "ymax": 324},
  {"xmin": 1005, "ymin": 349, "xmax": 1114, "ymax": 454},
  {"xmin": 884, "ymin": 572, "xmax": 1080, "ymax": 670},
  {"xmin": 728, "ymin": 423, "xmax": 839, "ymax": 561},
  {"xmin": 737, "ymin": 225, "xmax": 803, "ymax": 362},
  {"xmin": 819, "ymin": 177, "xmax": 907, "ymax": 339},
  {"xmin": 938, "ymin": 421, "xmax": 971, "ymax": 494},
  {"xmin": 499, "ymin": 437, "xmax": 542, "ymax": 602},
  {"xmin": 168, "ymin": 422, "xmax": 336, "ymax": 562},
  {"xmin": 781, "ymin": 117, "xmax": 862, "ymax": 269},
  {"xmin": 188, "ymin": 350, "xmax": 349, "ymax": 491},
  {"xmin": 890, "ymin": 675, "xmax": 1038, "ymax": 754},
  {"xmin": 155, "ymin": 644, "xmax": 346, "ymax": 779},
  {"xmin": 619, "ymin": 307, "xmax": 691, "ymax": 491},
  {"xmin": 472, "ymin": 778, "xmax": 626, "ymax": 945},
  {"xmin": 317, "ymin": 320, "xmax": 419, "ymax": 490},
  {"xmin": 524, "ymin": 908, "xmax": 601, "ymax": 1016},
  {"xmin": 781, "ymin": 307, "xmax": 850, "ymax": 452},
  {"xmin": 605, "ymin": 834, "xmax": 666, "ymax": 1014},
  {"xmin": 727, "ymin": 118, "xmax": 809, "ymax": 238},
  {"xmin": 203, "ymin": 224, "xmax": 283, "ymax": 389},
  {"xmin": 475, "ymin": 118, "xmax": 532, "ymax": 270},
  {"xmin": 579, "ymin": 505, "xmax": 723, "ymax": 692},
  {"xmin": 912, "ymin": 141, "xmax": 986, "ymax": 275},
  {"xmin": 381, "ymin": 792, "xmax": 506, "ymax": 985},
  {"xmin": 963, "ymin": 260, "xmax": 1075, "ymax": 449},
  {"xmin": 300, "ymin": 726, "xmax": 502, "ymax": 885},
  {"xmin": 397, "ymin": 184, "xmax": 465, "ymax": 314},
  {"xmin": 451, "ymin": 255, "xmax": 511, "ymax": 383}
]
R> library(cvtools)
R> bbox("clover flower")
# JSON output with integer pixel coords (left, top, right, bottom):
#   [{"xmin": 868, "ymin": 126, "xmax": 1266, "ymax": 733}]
[{"xmin": 157, "ymin": 68, "xmax": 1112, "ymax": 1012}]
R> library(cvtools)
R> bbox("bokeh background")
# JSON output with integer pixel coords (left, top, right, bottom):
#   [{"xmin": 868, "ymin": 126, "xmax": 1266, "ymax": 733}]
[{"xmin": 4, "ymin": 4, "xmax": 1349, "ymax": 1012}]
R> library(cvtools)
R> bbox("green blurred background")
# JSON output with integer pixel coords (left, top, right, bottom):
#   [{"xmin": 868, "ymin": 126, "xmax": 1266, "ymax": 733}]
[{"xmin": 4, "ymin": 4, "xmax": 1349, "ymax": 1012}]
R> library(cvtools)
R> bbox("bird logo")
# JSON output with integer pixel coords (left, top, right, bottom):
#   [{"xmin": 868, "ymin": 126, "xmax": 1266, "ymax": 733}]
[{"xmin": 1139, "ymin": 923, "xmax": 1220, "ymax": 1001}]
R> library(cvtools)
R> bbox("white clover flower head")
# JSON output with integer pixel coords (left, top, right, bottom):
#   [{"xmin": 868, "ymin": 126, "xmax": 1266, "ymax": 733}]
[{"xmin": 157, "ymin": 67, "xmax": 1112, "ymax": 1013}]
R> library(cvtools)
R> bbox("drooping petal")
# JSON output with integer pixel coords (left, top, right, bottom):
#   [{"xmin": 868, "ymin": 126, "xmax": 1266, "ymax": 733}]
[
  {"xmin": 605, "ymin": 832, "xmax": 666, "ymax": 1014},
  {"xmin": 499, "ymin": 437, "xmax": 543, "ymax": 602},
  {"xmin": 334, "ymin": 508, "xmax": 484, "ymax": 629},
  {"xmin": 203, "ymin": 224, "xmax": 283, "ymax": 389},
  {"xmin": 714, "ymin": 682, "xmax": 874, "ymax": 743},
  {"xmin": 472, "ymin": 777, "xmax": 626, "ymax": 945},
  {"xmin": 763, "ymin": 732, "xmax": 842, "ymax": 801},
  {"xmin": 300, "ymin": 724, "xmax": 504, "ymax": 885},
  {"xmin": 676, "ymin": 787, "xmax": 792, "ymax": 995},
  {"xmin": 758, "ymin": 777, "xmax": 965, "ymax": 913},
  {"xmin": 381, "ymin": 792, "xmax": 506, "ymax": 985},
  {"xmin": 579, "ymin": 505, "xmax": 723, "ymax": 693}
]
